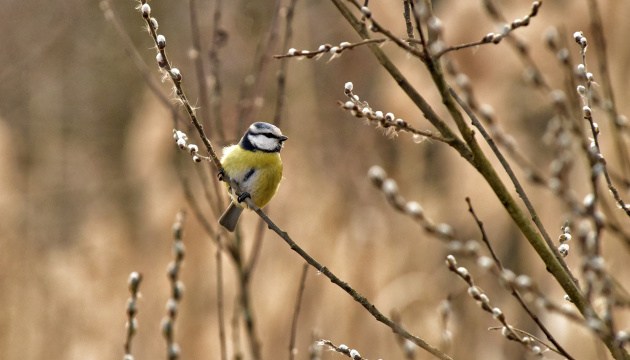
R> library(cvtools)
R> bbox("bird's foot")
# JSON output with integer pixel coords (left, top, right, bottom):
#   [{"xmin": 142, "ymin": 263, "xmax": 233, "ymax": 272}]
[
  {"xmin": 237, "ymin": 192, "xmax": 251, "ymax": 203},
  {"xmin": 217, "ymin": 168, "xmax": 226, "ymax": 182}
]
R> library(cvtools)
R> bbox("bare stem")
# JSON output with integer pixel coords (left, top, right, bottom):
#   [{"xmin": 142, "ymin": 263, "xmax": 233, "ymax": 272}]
[{"xmin": 288, "ymin": 263, "xmax": 309, "ymax": 360}]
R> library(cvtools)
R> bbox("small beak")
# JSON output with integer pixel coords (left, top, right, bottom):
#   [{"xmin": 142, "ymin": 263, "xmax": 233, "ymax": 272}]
[{"xmin": 279, "ymin": 135, "xmax": 288, "ymax": 141}]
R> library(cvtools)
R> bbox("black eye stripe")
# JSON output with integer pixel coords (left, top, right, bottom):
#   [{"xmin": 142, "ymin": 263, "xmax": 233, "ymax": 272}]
[{"xmin": 250, "ymin": 132, "xmax": 281, "ymax": 139}]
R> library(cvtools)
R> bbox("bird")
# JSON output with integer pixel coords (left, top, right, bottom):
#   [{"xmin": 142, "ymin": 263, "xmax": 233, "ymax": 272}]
[{"xmin": 218, "ymin": 122, "xmax": 288, "ymax": 232}]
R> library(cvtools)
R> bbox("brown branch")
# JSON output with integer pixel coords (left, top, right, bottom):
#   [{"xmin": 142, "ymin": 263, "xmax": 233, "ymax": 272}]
[
  {"xmin": 274, "ymin": 38, "xmax": 387, "ymax": 59},
  {"xmin": 243, "ymin": 197, "xmax": 453, "ymax": 360},
  {"xmin": 273, "ymin": 0, "xmax": 299, "ymax": 128},
  {"xmin": 288, "ymin": 263, "xmax": 309, "ymax": 360},
  {"xmin": 466, "ymin": 198, "xmax": 576, "ymax": 360},
  {"xmin": 216, "ymin": 237, "xmax": 228, "ymax": 360}
]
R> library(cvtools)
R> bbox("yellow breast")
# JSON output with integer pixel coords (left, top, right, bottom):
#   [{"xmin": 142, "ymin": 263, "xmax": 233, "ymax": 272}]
[{"xmin": 221, "ymin": 145, "xmax": 283, "ymax": 208}]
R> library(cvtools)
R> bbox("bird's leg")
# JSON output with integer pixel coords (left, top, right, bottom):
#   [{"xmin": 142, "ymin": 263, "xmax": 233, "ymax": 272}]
[
  {"xmin": 217, "ymin": 168, "xmax": 226, "ymax": 182},
  {"xmin": 237, "ymin": 192, "xmax": 251, "ymax": 203}
]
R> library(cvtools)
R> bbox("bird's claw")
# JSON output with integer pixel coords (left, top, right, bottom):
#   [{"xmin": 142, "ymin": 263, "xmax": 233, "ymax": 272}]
[
  {"xmin": 237, "ymin": 192, "xmax": 251, "ymax": 203},
  {"xmin": 218, "ymin": 168, "xmax": 226, "ymax": 182}
]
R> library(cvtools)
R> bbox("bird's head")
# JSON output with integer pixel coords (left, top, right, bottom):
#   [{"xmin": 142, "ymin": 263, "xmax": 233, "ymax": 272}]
[{"xmin": 240, "ymin": 122, "xmax": 288, "ymax": 153}]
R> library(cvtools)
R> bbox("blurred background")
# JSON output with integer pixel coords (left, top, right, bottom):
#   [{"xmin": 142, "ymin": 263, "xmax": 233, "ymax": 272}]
[{"xmin": 2, "ymin": 0, "xmax": 630, "ymax": 359}]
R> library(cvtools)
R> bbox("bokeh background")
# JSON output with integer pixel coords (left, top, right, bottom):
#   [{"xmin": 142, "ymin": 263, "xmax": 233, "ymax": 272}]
[{"xmin": 2, "ymin": 0, "xmax": 630, "ymax": 359}]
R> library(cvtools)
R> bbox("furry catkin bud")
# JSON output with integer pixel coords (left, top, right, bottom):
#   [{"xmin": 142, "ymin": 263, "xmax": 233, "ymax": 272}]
[
  {"xmin": 141, "ymin": 3, "xmax": 151, "ymax": 18},
  {"xmin": 583, "ymin": 106, "xmax": 592, "ymax": 118},
  {"xmin": 368, "ymin": 166, "xmax": 387, "ymax": 187},
  {"xmin": 445, "ymin": 254, "xmax": 457, "ymax": 269},
  {"xmin": 157, "ymin": 53, "xmax": 166, "ymax": 68},
  {"xmin": 382, "ymin": 179, "xmax": 398, "ymax": 196},
  {"xmin": 171, "ymin": 68, "xmax": 182, "ymax": 81},
  {"xmin": 457, "ymin": 267, "xmax": 470, "ymax": 280},
  {"xmin": 361, "ymin": 6, "xmax": 371, "ymax": 18},
  {"xmin": 577, "ymin": 85, "xmax": 586, "ymax": 95},
  {"xmin": 128, "ymin": 272, "xmax": 142, "ymax": 293},
  {"xmin": 405, "ymin": 201, "xmax": 424, "ymax": 219},
  {"xmin": 157, "ymin": 35, "xmax": 166, "ymax": 49},
  {"xmin": 492, "ymin": 307, "xmax": 504, "ymax": 321},
  {"xmin": 349, "ymin": 349, "xmax": 360, "ymax": 359}
]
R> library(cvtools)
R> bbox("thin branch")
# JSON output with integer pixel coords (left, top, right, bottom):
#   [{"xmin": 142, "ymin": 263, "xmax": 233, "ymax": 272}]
[
  {"xmin": 318, "ymin": 340, "xmax": 369, "ymax": 360},
  {"xmin": 273, "ymin": 0, "xmax": 299, "ymax": 128},
  {"xmin": 138, "ymin": 0, "xmax": 224, "ymax": 173},
  {"xmin": 101, "ymin": 0, "xmax": 185, "ymax": 126},
  {"xmin": 216, "ymin": 237, "xmax": 228, "ymax": 360},
  {"xmin": 236, "ymin": 0, "xmax": 283, "ymax": 135},
  {"xmin": 274, "ymin": 38, "xmax": 387, "ymax": 59},
  {"xmin": 163, "ymin": 211, "xmax": 187, "ymax": 360},
  {"xmin": 188, "ymin": 0, "xmax": 211, "ymax": 130},
  {"xmin": 289, "ymin": 263, "xmax": 309, "ymax": 360},
  {"xmin": 124, "ymin": 272, "xmax": 143, "ymax": 357},
  {"xmin": 208, "ymin": 0, "xmax": 227, "ymax": 142},
  {"xmin": 241, "ymin": 196, "xmax": 453, "ymax": 360},
  {"xmin": 403, "ymin": 1, "xmax": 415, "ymax": 42},
  {"xmin": 586, "ymin": 0, "xmax": 630, "ymax": 178},
  {"xmin": 244, "ymin": 216, "xmax": 268, "ymax": 282},
  {"xmin": 466, "ymin": 198, "xmax": 576, "ymax": 360},
  {"xmin": 449, "ymin": 85, "xmax": 573, "ymax": 277}
]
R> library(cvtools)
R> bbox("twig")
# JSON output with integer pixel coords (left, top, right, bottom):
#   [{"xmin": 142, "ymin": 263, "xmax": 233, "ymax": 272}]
[
  {"xmin": 216, "ymin": 236, "xmax": 228, "ymax": 360},
  {"xmin": 318, "ymin": 340, "xmax": 369, "ymax": 360},
  {"xmin": 340, "ymin": 84, "xmax": 453, "ymax": 145},
  {"xmin": 586, "ymin": 0, "xmax": 630, "ymax": 178},
  {"xmin": 573, "ymin": 32, "xmax": 630, "ymax": 218},
  {"xmin": 162, "ymin": 211, "xmax": 187, "ymax": 360},
  {"xmin": 289, "ymin": 263, "xmax": 309, "ymax": 360},
  {"xmin": 466, "ymin": 198, "xmax": 576, "ymax": 360},
  {"xmin": 346, "ymin": 2, "xmax": 426, "ymax": 62},
  {"xmin": 187, "ymin": 0, "xmax": 211, "ymax": 130},
  {"xmin": 100, "ymin": 0, "xmax": 185, "ymax": 127},
  {"xmin": 137, "ymin": 0, "xmax": 223, "ymax": 173},
  {"xmin": 488, "ymin": 327, "xmax": 567, "ymax": 356},
  {"xmin": 480, "ymin": 0, "xmax": 550, "ymax": 91},
  {"xmin": 208, "ymin": 0, "xmax": 227, "ymax": 142},
  {"xmin": 124, "ymin": 272, "xmax": 143, "ymax": 358},
  {"xmin": 192, "ymin": 162, "xmax": 224, "ymax": 219},
  {"xmin": 230, "ymin": 226, "xmax": 263, "ymax": 360},
  {"xmin": 433, "ymin": 1, "xmax": 543, "ymax": 59},
  {"xmin": 241, "ymin": 196, "xmax": 453, "ymax": 360},
  {"xmin": 181, "ymin": 176, "xmax": 218, "ymax": 239},
  {"xmin": 403, "ymin": 1, "xmax": 415, "ymax": 42},
  {"xmin": 448, "ymin": 85, "xmax": 575, "ymax": 278},
  {"xmin": 236, "ymin": 0, "xmax": 283, "ymax": 135},
  {"xmin": 274, "ymin": 0, "xmax": 299, "ymax": 128},
  {"xmin": 446, "ymin": 255, "xmax": 553, "ymax": 358},
  {"xmin": 244, "ymin": 216, "xmax": 268, "ymax": 281},
  {"xmin": 274, "ymin": 38, "xmax": 387, "ymax": 59},
  {"xmin": 231, "ymin": 297, "xmax": 243, "ymax": 360}
]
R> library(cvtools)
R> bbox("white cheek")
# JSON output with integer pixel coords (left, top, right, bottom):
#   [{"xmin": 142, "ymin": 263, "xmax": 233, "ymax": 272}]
[{"xmin": 249, "ymin": 135, "xmax": 277, "ymax": 151}]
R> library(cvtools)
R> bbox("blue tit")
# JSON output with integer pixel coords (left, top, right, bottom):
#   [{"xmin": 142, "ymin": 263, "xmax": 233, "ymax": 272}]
[{"xmin": 218, "ymin": 122, "xmax": 288, "ymax": 232}]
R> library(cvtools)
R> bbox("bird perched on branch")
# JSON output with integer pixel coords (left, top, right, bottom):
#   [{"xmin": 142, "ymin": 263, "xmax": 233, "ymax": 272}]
[{"xmin": 218, "ymin": 122, "xmax": 288, "ymax": 232}]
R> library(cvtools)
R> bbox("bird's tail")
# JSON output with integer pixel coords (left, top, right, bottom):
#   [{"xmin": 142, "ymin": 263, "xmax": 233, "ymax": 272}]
[{"xmin": 219, "ymin": 202, "xmax": 244, "ymax": 232}]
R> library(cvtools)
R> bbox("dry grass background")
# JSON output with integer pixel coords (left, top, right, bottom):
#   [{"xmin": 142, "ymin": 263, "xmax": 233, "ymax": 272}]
[{"xmin": 2, "ymin": 0, "xmax": 630, "ymax": 359}]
